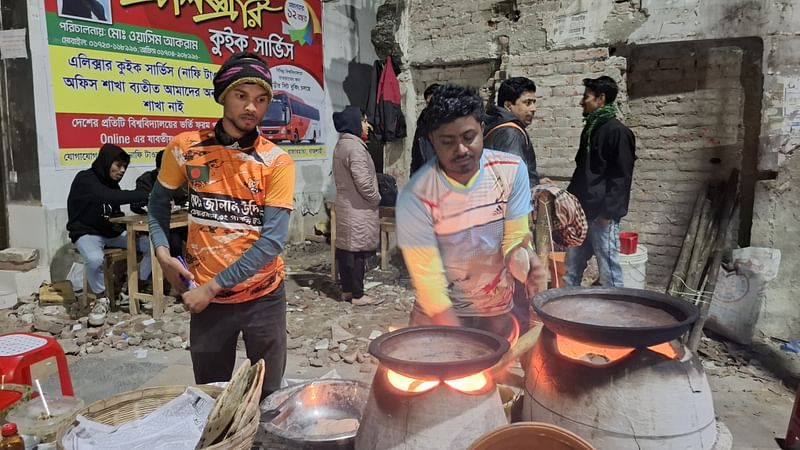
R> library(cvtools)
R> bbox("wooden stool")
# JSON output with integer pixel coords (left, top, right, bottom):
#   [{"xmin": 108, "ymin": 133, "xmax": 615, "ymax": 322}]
[
  {"xmin": 82, "ymin": 248, "xmax": 127, "ymax": 308},
  {"xmin": 0, "ymin": 333, "xmax": 74, "ymax": 396},
  {"xmin": 379, "ymin": 217, "xmax": 396, "ymax": 271}
]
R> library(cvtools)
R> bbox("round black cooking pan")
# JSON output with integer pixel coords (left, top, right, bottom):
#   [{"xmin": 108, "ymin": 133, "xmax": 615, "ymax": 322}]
[
  {"xmin": 368, "ymin": 326, "xmax": 509, "ymax": 379},
  {"xmin": 532, "ymin": 287, "xmax": 699, "ymax": 348}
]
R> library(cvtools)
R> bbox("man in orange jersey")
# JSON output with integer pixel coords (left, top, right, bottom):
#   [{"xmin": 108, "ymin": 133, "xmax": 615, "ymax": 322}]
[{"xmin": 148, "ymin": 52, "xmax": 295, "ymax": 398}]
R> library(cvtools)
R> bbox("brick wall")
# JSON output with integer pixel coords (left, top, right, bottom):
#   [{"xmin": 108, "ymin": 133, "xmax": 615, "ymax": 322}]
[
  {"xmin": 508, "ymin": 48, "xmax": 624, "ymax": 178},
  {"xmin": 625, "ymin": 45, "xmax": 745, "ymax": 287},
  {"xmin": 509, "ymin": 45, "xmax": 744, "ymax": 287},
  {"xmin": 400, "ymin": 3, "xmax": 750, "ymax": 289},
  {"xmin": 405, "ymin": 0, "xmax": 557, "ymax": 65},
  {"xmin": 412, "ymin": 62, "xmax": 499, "ymax": 108}
]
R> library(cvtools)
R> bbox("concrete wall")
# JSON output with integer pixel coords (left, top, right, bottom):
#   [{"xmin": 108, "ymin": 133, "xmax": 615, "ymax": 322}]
[
  {"xmin": 15, "ymin": 0, "xmax": 378, "ymax": 268},
  {"xmin": 395, "ymin": 0, "xmax": 800, "ymax": 340}
]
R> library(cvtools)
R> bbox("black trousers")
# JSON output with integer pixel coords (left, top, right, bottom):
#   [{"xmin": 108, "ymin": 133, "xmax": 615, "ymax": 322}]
[
  {"xmin": 336, "ymin": 249, "xmax": 372, "ymax": 299},
  {"xmin": 190, "ymin": 282, "xmax": 287, "ymax": 400}
]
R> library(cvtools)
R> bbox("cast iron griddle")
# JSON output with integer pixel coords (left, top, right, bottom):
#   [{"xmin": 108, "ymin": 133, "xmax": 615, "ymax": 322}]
[
  {"xmin": 369, "ymin": 326, "xmax": 509, "ymax": 379},
  {"xmin": 532, "ymin": 287, "xmax": 699, "ymax": 347}
]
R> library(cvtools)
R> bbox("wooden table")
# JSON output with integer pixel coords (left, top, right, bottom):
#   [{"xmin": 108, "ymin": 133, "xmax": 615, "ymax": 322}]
[
  {"xmin": 110, "ymin": 212, "xmax": 189, "ymax": 318},
  {"xmin": 328, "ymin": 204, "xmax": 395, "ymax": 280}
]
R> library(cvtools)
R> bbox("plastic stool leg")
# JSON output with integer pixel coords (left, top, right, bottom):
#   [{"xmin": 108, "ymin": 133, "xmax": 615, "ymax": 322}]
[
  {"xmin": 19, "ymin": 365, "xmax": 32, "ymax": 386},
  {"xmin": 54, "ymin": 353, "xmax": 74, "ymax": 396}
]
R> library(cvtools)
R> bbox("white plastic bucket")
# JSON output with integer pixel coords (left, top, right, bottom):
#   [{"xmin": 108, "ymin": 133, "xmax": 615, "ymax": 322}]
[{"xmin": 619, "ymin": 245, "xmax": 647, "ymax": 289}]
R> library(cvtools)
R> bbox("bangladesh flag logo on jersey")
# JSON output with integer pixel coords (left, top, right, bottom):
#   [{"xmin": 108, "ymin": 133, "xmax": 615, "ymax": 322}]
[{"xmin": 186, "ymin": 165, "xmax": 209, "ymax": 183}]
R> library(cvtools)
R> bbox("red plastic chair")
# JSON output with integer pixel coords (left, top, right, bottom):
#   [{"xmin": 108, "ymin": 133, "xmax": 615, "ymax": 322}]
[{"xmin": 0, "ymin": 332, "xmax": 74, "ymax": 396}]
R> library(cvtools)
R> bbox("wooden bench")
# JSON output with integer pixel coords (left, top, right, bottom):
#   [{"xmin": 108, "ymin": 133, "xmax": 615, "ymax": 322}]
[
  {"xmin": 82, "ymin": 248, "xmax": 127, "ymax": 308},
  {"xmin": 379, "ymin": 216, "xmax": 396, "ymax": 271},
  {"xmin": 329, "ymin": 205, "xmax": 396, "ymax": 280}
]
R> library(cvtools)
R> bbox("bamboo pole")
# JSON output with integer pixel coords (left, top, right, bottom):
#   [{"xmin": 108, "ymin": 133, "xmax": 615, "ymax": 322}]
[
  {"xmin": 683, "ymin": 198, "xmax": 714, "ymax": 296},
  {"xmin": 668, "ymin": 191, "xmax": 706, "ymax": 296},
  {"xmin": 688, "ymin": 170, "xmax": 739, "ymax": 351}
]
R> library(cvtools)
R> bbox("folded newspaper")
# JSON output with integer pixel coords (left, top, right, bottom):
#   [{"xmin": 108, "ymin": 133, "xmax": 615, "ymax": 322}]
[{"xmin": 62, "ymin": 387, "xmax": 214, "ymax": 450}]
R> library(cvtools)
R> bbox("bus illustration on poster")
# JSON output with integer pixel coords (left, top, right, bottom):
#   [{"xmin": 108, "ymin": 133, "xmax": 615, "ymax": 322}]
[
  {"xmin": 261, "ymin": 91, "xmax": 321, "ymax": 144},
  {"xmin": 44, "ymin": 0, "xmax": 326, "ymax": 167}
]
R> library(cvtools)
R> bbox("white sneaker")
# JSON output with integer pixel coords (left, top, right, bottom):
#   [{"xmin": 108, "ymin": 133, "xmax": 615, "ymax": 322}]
[{"xmin": 88, "ymin": 297, "xmax": 110, "ymax": 326}]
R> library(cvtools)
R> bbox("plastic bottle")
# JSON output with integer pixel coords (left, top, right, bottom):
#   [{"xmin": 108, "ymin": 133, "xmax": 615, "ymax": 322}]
[{"xmin": 1, "ymin": 422, "xmax": 25, "ymax": 450}]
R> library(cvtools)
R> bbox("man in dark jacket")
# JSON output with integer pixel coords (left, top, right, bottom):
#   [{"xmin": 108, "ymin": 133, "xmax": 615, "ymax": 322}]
[
  {"xmin": 61, "ymin": 0, "xmax": 107, "ymax": 21},
  {"xmin": 484, "ymin": 77, "xmax": 540, "ymax": 188},
  {"xmin": 67, "ymin": 144, "xmax": 150, "ymax": 326},
  {"xmin": 564, "ymin": 76, "xmax": 636, "ymax": 287},
  {"xmin": 131, "ymin": 150, "xmax": 188, "ymax": 257},
  {"xmin": 409, "ymin": 83, "xmax": 440, "ymax": 176}
]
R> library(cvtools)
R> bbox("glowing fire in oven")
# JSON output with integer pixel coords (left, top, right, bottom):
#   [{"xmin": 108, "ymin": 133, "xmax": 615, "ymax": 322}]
[
  {"xmin": 443, "ymin": 372, "xmax": 489, "ymax": 393},
  {"xmin": 386, "ymin": 370, "xmax": 440, "ymax": 393},
  {"xmin": 386, "ymin": 369, "xmax": 492, "ymax": 394},
  {"xmin": 555, "ymin": 334, "xmax": 680, "ymax": 364}
]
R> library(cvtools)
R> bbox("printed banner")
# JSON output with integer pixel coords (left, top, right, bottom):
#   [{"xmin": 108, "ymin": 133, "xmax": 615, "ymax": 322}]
[{"xmin": 45, "ymin": 0, "xmax": 325, "ymax": 167}]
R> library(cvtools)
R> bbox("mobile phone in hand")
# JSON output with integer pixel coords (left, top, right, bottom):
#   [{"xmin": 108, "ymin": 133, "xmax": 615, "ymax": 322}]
[{"xmin": 176, "ymin": 256, "xmax": 198, "ymax": 289}]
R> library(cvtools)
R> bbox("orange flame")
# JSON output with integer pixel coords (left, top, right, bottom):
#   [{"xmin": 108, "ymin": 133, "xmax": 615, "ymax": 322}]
[
  {"xmin": 386, "ymin": 369, "xmax": 440, "ymax": 393},
  {"xmin": 555, "ymin": 335, "xmax": 681, "ymax": 364},
  {"xmin": 648, "ymin": 341, "xmax": 680, "ymax": 359},
  {"xmin": 444, "ymin": 372, "xmax": 489, "ymax": 393}
]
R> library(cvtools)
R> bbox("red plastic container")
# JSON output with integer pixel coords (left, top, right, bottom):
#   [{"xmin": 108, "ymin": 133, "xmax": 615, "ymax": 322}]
[
  {"xmin": 786, "ymin": 387, "xmax": 800, "ymax": 449},
  {"xmin": 619, "ymin": 232, "xmax": 639, "ymax": 255}
]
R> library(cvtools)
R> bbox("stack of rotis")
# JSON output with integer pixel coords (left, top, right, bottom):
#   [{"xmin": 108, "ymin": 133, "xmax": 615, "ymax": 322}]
[{"xmin": 196, "ymin": 359, "xmax": 265, "ymax": 449}]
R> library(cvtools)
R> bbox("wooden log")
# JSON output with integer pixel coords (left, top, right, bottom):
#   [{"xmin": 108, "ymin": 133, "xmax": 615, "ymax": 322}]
[
  {"xmin": 683, "ymin": 197, "xmax": 714, "ymax": 296},
  {"xmin": 668, "ymin": 191, "xmax": 706, "ymax": 297},
  {"xmin": 534, "ymin": 194, "xmax": 555, "ymax": 292},
  {"xmin": 688, "ymin": 170, "xmax": 739, "ymax": 351},
  {"xmin": 687, "ymin": 220, "xmax": 719, "ymax": 302}
]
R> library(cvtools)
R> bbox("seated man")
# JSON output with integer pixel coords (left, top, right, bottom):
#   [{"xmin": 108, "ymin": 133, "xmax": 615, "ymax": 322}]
[
  {"xmin": 131, "ymin": 150, "xmax": 188, "ymax": 258},
  {"xmin": 397, "ymin": 84, "xmax": 546, "ymax": 337},
  {"xmin": 67, "ymin": 144, "xmax": 151, "ymax": 326}
]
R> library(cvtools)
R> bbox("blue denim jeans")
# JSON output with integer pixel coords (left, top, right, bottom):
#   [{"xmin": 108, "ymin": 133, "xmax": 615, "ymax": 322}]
[
  {"xmin": 75, "ymin": 232, "xmax": 151, "ymax": 295},
  {"xmin": 563, "ymin": 218, "xmax": 624, "ymax": 287}
]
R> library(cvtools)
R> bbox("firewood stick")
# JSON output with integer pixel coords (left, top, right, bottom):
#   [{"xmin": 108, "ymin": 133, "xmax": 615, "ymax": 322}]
[
  {"xmin": 534, "ymin": 195, "xmax": 554, "ymax": 292},
  {"xmin": 689, "ymin": 223, "xmax": 719, "ymax": 303},
  {"xmin": 668, "ymin": 191, "xmax": 706, "ymax": 296},
  {"xmin": 688, "ymin": 170, "xmax": 739, "ymax": 351},
  {"xmin": 684, "ymin": 198, "xmax": 714, "ymax": 295}
]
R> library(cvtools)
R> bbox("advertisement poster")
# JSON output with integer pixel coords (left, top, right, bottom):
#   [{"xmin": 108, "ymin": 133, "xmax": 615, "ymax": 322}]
[{"xmin": 44, "ymin": 0, "xmax": 325, "ymax": 167}]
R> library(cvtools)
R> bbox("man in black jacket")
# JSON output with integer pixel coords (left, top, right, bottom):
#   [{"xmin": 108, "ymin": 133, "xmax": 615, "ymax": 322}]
[
  {"xmin": 564, "ymin": 76, "xmax": 636, "ymax": 287},
  {"xmin": 67, "ymin": 144, "xmax": 150, "ymax": 325},
  {"xmin": 409, "ymin": 83, "xmax": 440, "ymax": 176},
  {"xmin": 484, "ymin": 77, "xmax": 540, "ymax": 188},
  {"xmin": 131, "ymin": 150, "xmax": 188, "ymax": 258}
]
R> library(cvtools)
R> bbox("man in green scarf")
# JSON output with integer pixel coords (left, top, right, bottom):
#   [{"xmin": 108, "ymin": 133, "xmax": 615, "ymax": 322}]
[{"xmin": 564, "ymin": 76, "xmax": 636, "ymax": 287}]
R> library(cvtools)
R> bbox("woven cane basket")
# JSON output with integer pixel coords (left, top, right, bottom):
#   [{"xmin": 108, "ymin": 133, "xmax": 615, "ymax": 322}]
[{"xmin": 55, "ymin": 384, "xmax": 260, "ymax": 450}]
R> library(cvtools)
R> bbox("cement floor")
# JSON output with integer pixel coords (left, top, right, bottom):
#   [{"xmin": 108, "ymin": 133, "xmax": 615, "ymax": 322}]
[{"xmin": 28, "ymin": 345, "xmax": 794, "ymax": 450}]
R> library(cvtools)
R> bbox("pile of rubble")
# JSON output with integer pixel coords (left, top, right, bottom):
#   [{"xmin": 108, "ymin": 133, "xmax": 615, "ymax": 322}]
[
  {"xmin": 283, "ymin": 283, "xmax": 415, "ymax": 373},
  {"xmin": 12, "ymin": 299, "xmax": 190, "ymax": 356}
]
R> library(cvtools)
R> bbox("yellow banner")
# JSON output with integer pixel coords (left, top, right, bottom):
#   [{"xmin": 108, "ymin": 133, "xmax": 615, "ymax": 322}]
[
  {"xmin": 60, "ymin": 147, "xmax": 162, "ymax": 167},
  {"xmin": 50, "ymin": 45, "xmax": 221, "ymax": 117}
]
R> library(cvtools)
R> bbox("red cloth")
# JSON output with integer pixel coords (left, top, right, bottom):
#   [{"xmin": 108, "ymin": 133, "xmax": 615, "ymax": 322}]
[
  {"xmin": 377, "ymin": 57, "xmax": 401, "ymax": 103},
  {"xmin": 373, "ymin": 57, "xmax": 406, "ymax": 142}
]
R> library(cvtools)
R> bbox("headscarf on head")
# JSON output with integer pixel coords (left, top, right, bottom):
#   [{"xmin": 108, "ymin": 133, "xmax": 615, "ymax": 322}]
[
  {"xmin": 155, "ymin": 150, "xmax": 164, "ymax": 170},
  {"xmin": 213, "ymin": 52, "xmax": 273, "ymax": 104},
  {"xmin": 333, "ymin": 106, "xmax": 364, "ymax": 137},
  {"xmin": 91, "ymin": 143, "xmax": 129, "ymax": 188}
]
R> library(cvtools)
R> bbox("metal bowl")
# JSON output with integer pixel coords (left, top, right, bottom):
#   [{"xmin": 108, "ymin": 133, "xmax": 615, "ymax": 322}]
[{"xmin": 259, "ymin": 379, "xmax": 369, "ymax": 449}]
